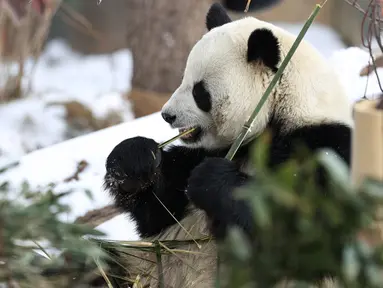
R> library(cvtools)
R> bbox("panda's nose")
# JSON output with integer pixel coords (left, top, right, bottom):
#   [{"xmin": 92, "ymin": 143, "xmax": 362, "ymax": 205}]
[{"xmin": 161, "ymin": 112, "xmax": 176, "ymax": 124}]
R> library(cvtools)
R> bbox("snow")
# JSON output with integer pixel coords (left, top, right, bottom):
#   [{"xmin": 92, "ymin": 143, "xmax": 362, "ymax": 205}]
[
  {"xmin": 1, "ymin": 23, "xmax": 383, "ymax": 244},
  {"xmin": 274, "ymin": 22, "xmax": 347, "ymax": 59},
  {"xmin": 0, "ymin": 112, "xmax": 176, "ymax": 241},
  {"xmin": 0, "ymin": 39, "xmax": 134, "ymax": 167},
  {"xmin": 329, "ymin": 47, "xmax": 383, "ymax": 102}
]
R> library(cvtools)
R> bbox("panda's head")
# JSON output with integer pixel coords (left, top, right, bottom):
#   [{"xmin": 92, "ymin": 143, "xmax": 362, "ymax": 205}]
[{"xmin": 161, "ymin": 3, "xmax": 352, "ymax": 150}]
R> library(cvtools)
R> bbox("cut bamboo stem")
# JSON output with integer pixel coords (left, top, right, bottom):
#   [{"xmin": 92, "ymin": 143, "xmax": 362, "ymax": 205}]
[{"xmin": 158, "ymin": 128, "xmax": 196, "ymax": 148}]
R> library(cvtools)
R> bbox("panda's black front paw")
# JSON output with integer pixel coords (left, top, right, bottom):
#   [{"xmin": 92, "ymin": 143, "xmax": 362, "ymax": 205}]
[
  {"xmin": 104, "ymin": 137, "xmax": 161, "ymax": 194},
  {"xmin": 186, "ymin": 157, "xmax": 244, "ymax": 216}
]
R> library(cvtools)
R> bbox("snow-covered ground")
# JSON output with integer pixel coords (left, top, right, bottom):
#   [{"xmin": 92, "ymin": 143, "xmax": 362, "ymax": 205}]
[
  {"xmin": 0, "ymin": 39, "xmax": 134, "ymax": 167},
  {"xmin": 1, "ymin": 23, "xmax": 383, "ymax": 243},
  {"xmin": 0, "ymin": 112, "xmax": 176, "ymax": 241}
]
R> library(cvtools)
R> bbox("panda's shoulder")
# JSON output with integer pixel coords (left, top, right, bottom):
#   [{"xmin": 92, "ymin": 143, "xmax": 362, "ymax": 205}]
[{"xmin": 270, "ymin": 122, "xmax": 352, "ymax": 166}]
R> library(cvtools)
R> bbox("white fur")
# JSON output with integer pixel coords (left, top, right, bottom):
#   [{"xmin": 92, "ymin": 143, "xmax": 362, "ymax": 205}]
[{"xmin": 162, "ymin": 17, "xmax": 353, "ymax": 150}]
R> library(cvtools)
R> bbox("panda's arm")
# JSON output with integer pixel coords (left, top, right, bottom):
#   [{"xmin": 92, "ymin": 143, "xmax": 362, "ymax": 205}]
[
  {"xmin": 132, "ymin": 146, "xmax": 212, "ymax": 238},
  {"xmin": 187, "ymin": 157, "xmax": 256, "ymax": 241},
  {"xmin": 105, "ymin": 139, "xmax": 219, "ymax": 238}
]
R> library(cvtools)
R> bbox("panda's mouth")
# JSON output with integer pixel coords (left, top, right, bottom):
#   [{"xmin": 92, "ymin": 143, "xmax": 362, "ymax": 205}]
[{"xmin": 178, "ymin": 126, "xmax": 203, "ymax": 142}]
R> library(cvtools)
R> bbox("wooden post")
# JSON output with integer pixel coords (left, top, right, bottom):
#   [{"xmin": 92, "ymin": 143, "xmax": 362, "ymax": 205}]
[
  {"xmin": 352, "ymin": 98, "xmax": 383, "ymax": 247},
  {"xmin": 351, "ymin": 98, "xmax": 383, "ymax": 187}
]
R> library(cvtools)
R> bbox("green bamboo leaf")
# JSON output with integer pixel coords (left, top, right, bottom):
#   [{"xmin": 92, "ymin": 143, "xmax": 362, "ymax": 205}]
[
  {"xmin": 342, "ymin": 245, "xmax": 360, "ymax": 282},
  {"xmin": 226, "ymin": 227, "xmax": 251, "ymax": 261},
  {"xmin": 317, "ymin": 149, "xmax": 351, "ymax": 191},
  {"xmin": 248, "ymin": 190, "xmax": 271, "ymax": 228}
]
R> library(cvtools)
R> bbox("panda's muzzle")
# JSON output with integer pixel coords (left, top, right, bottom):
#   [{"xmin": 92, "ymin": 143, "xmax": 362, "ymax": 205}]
[
  {"xmin": 161, "ymin": 112, "xmax": 177, "ymax": 124},
  {"xmin": 161, "ymin": 111, "xmax": 203, "ymax": 143},
  {"xmin": 179, "ymin": 126, "xmax": 203, "ymax": 143}
]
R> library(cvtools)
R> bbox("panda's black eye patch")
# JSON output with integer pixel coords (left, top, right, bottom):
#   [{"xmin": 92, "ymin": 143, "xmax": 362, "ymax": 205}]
[{"xmin": 193, "ymin": 81, "xmax": 212, "ymax": 113}]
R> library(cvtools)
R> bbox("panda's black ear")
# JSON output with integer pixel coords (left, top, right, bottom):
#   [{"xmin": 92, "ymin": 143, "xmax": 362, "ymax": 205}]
[
  {"xmin": 206, "ymin": 3, "xmax": 232, "ymax": 31},
  {"xmin": 247, "ymin": 28, "xmax": 281, "ymax": 73}
]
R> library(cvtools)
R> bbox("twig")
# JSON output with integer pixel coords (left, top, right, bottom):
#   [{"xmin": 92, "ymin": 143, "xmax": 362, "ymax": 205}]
[
  {"xmin": 154, "ymin": 241, "xmax": 164, "ymax": 288},
  {"xmin": 377, "ymin": 94, "xmax": 383, "ymax": 109},
  {"xmin": 74, "ymin": 204, "xmax": 120, "ymax": 227},
  {"xmin": 360, "ymin": 0, "xmax": 383, "ymax": 94},
  {"xmin": 64, "ymin": 160, "xmax": 89, "ymax": 182},
  {"xmin": 0, "ymin": 161, "xmax": 19, "ymax": 174},
  {"xmin": 343, "ymin": 0, "xmax": 383, "ymax": 25},
  {"xmin": 94, "ymin": 256, "xmax": 114, "ymax": 288},
  {"xmin": 360, "ymin": 54, "xmax": 383, "ymax": 76},
  {"xmin": 57, "ymin": 2, "xmax": 103, "ymax": 41},
  {"xmin": 152, "ymin": 192, "xmax": 202, "ymax": 249},
  {"xmin": 224, "ymin": 1, "xmax": 326, "ymax": 161},
  {"xmin": 158, "ymin": 241, "xmax": 198, "ymax": 271}
]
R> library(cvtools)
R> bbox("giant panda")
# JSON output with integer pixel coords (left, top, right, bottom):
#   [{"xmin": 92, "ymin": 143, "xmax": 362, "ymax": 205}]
[{"xmin": 103, "ymin": 3, "xmax": 352, "ymax": 288}]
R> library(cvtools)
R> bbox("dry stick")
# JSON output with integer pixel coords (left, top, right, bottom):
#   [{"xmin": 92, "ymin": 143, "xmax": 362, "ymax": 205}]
[
  {"xmin": 152, "ymin": 192, "xmax": 202, "ymax": 249},
  {"xmin": 225, "ymin": 2, "xmax": 325, "ymax": 161},
  {"xmin": 154, "ymin": 240, "xmax": 165, "ymax": 288}
]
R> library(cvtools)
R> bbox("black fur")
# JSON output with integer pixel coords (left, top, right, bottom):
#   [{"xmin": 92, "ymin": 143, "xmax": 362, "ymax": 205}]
[
  {"xmin": 268, "ymin": 122, "xmax": 352, "ymax": 168},
  {"xmin": 193, "ymin": 81, "xmax": 212, "ymax": 112},
  {"xmin": 105, "ymin": 137, "xmax": 224, "ymax": 238},
  {"xmin": 247, "ymin": 28, "xmax": 281, "ymax": 73},
  {"xmin": 186, "ymin": 157, "xmax": 254, "ymax": 239},
  {"xmin": 104, "ymin": 123, "xmax": 351, "ymax": 240},
  {"xmin": 206, "ymin": 3, "xmax": 232, "ymax": 31}
]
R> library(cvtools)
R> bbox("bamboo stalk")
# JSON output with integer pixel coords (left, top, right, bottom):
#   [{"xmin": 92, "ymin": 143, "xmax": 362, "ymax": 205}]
[
  {"xmin": 158, "ymin": 127, "xmax": 196, "ymax": 148},
  {"xmin": 224, "ymin": 2, "xmax": 326, "ymax": 161}
]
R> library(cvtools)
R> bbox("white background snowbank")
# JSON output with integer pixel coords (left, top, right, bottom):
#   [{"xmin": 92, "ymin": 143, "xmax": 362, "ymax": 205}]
[
  {"xmin": 274, "ymin": 22, "xmax": 347, "ymax": 59},
  {"xmin": 0, "ymin": 112, "xmax": 175, "ymax": 240},
  {"xmin": 0, "ymin": 40, "xmax": 134, "ymax": 167},
  {"xmin": 1, "ymin": 23, "xmax": 383, "ymax": 242},
  {"xmin": 330, "ymin": 47, "xmax": 383, "ymax": 101}
]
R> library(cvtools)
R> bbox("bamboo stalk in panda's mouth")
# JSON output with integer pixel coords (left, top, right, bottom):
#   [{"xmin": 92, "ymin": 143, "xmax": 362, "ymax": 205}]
[{"xmin": 158, "ymin": 127, "xmax": 196, "ymax": 148}]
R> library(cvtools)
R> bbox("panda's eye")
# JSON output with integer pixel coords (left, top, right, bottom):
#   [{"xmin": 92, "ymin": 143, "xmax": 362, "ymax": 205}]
[{"xmin": 192, "ymin": 81, "xmax": 212, "ymax": 113}]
